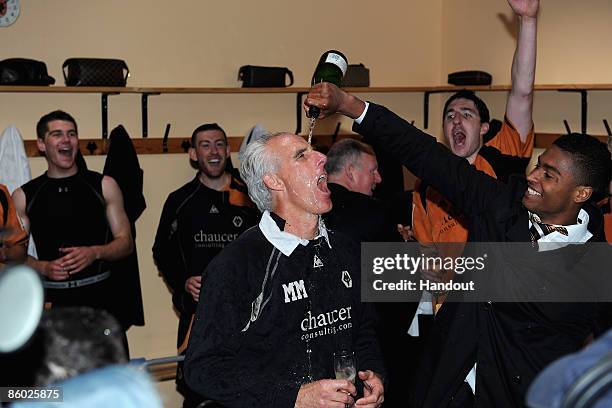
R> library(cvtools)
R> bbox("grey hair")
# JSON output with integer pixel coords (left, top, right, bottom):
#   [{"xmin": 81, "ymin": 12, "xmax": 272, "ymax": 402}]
[
  {"xmin": 325, "ymin": 138, "xmax": 376, "ymax": 175},
  {"xmin": 239, "ymin": 132, "xmax": 283, "ymax": 212},
  {"xmin": 35, "ymin": 307, "xmax": 127, "ymax": 386}
]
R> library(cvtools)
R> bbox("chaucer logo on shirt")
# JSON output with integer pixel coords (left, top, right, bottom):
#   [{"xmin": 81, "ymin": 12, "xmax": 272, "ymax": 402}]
[
  {"xmin": 193, "ymin": 231, "xmax": 238, "ymax": 248},
  {"xmin": 300, "ymin": 306, "xmax": 353, "ymax": 341},
  {"xmin": 313, "ymin": 255, "xmax": 324, "ymax": 268},
  {"xmin": 209, "ymin": 204, "xmax": 220, "ymax": 214}
]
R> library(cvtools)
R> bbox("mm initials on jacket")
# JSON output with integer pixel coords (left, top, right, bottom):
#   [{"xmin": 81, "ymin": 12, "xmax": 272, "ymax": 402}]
[{"xmin": 283, "ymin": 280, "xmax": 308, "ymax": 303}]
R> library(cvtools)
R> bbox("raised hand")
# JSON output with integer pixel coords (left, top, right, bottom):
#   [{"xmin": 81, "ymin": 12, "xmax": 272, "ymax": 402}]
[
  {"xmin": 507, "ymin": 0, "xmax": 539, "ymax": 19},
  {"xmin": 304, "ymin": 83, "xmax": 366, "ymax": 120}
]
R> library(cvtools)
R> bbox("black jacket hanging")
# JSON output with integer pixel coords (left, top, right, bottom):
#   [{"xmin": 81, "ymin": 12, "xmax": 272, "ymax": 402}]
[{"xmin": 103, "ymin": 124, "xmax": 146, "ymax": 328}]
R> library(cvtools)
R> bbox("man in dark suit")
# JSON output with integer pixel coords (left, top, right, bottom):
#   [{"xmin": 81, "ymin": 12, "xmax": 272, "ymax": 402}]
[
  {"xmin": 323, "ymin": 138, "xmax": 416, "ymax": 406},
  {"xmin": 323, "ymin": 138, "xmax": 401, "ymax": 243},
  {"xmin": 305, "ymin": 82, "xmax": 611, "ymax": 407}
]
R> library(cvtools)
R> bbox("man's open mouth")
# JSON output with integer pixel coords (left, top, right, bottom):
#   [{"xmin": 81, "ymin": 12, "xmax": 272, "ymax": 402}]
[
  {"xmin": 452, "ymin": 129, "xmax": 466, "ymax": 147},
  {"xmin": 316, "ymin": 174, "xmax": 330, "ymax": 194},
  {"xmin": 58, "ymin": 147, "xmax": 73, "ymax": 157}
]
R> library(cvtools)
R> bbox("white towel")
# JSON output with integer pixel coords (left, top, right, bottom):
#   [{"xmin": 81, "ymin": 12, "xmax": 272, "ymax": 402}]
[
  {"xmin": 0, "ymin": 125, "xmax": 31, "ymax": 193},
  {"xmin": 0, "ymin": 125, "xmax": 37, "ymax": 257}
]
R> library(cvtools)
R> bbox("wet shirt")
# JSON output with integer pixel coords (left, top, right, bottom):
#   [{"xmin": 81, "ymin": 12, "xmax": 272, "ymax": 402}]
[{"xmin": 184, "ymin": 211, "xmax": 384, "ymax": 407}]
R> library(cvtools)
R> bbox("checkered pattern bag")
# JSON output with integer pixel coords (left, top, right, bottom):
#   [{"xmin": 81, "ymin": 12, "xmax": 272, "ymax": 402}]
[{"xmin": 62, "ymin": 58, "xmax": 129, "ymax": 87}]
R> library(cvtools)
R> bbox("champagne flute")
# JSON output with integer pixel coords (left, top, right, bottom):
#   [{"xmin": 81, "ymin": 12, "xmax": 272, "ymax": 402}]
[{"xmin": 334, "ymin": 350, "xmax": 356, "ymax": 384}]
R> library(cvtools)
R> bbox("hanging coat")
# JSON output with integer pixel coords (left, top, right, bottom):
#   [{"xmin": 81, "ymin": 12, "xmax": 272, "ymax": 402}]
[{"xmin": 103, "ymin": 125, "xmax": 146, "ymax": 328}]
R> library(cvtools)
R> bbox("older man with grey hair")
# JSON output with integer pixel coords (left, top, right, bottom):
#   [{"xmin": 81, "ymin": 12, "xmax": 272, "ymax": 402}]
[
  {"xmin": 323, "ymin": 138, "xmax": 401, "ymax": 243},
  {"xmin": 185, "ymin": 132, "xmax": 385, "ymax": 408}
]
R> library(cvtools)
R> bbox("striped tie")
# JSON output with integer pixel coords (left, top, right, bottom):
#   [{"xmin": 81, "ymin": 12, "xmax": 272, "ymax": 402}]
[{"xmin": 529, "ymin": 214, "xmax": 569, "ymax": 247}]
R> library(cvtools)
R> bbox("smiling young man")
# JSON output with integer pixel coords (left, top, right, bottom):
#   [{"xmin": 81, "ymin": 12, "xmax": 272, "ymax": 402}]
[
  {"xmin": 153, "ymin": 123, "xmax": 258, "ymax": 407},
  {"xmin": 523, "ymin": 141, "xmax": 596, "ymax": 225},
  {"xmin": 12, "ymin": 110, "xmax": 133, "ymax": 336},
  {"xmin": 184, "ymin": 132, "xmax": 385, "ymax": 408},
  {"xmin": 305, "ymin": 82, "xmax": 611, "ymax": 407}
]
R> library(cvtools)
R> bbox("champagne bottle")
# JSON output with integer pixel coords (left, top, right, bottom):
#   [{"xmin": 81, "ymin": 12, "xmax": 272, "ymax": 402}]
[{"xmin": 309, "ymin": 50, "xmax": 348, "ymax": 118}]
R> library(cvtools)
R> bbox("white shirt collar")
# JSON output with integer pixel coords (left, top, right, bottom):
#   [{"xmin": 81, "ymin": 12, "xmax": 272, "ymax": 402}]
[
  {"xmin": 259, "ymin": 210, "xmax": 331, "ymax": 256},
  {"xmin": 528, "ymin": 208, "xmax": 592, "ymax": 252}
]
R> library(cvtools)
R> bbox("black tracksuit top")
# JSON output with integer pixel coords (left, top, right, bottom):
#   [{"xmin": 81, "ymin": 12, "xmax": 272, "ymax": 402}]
[{"xmin": 184, "ymin": 213, "xmax": 385, "ymax": 407}]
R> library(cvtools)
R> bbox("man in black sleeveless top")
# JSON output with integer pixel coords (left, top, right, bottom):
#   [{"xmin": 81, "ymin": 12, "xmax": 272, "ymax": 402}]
[{"xmin": 12, "ymin": 111, "xmax": 133, "ymax": 329}]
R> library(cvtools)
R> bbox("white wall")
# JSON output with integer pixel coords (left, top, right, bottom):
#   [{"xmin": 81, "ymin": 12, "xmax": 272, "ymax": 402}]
[
  {"xmin": 1, "ymin": 0, "xmax": 443, "ymax": 361},
  {"xmin": 441, "ymin": 0, "xmax": 612, "ymax": 135},
  {"xmin": 6, "ymin": 2, "xmax": 612, "ymax": 406},
  {"xmin": 5, "ymin": 0, "xmax": 612, "ymax": 365}
]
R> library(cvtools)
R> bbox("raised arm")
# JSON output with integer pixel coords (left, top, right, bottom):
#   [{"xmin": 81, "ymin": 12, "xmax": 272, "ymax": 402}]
[{"xmin": 505, "ymin": 0, "xmax": 539, "ymax": 140}]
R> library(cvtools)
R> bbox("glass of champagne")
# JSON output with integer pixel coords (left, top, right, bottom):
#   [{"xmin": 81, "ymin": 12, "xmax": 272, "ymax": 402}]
[{"xmin": 334, "ymin": 350, "xmax": 356, "ymax": 384}]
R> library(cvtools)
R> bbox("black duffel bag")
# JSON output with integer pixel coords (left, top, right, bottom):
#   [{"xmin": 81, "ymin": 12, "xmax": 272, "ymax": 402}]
[
  {"xmin": 63, "ymin": 58, "xmax": 129, "ymax": 87},
  {"xmin": 341, "ymin": 63, "xmax": 370, "ymax": 87},
  {"xmin": 238, "ymin": 65, "xmax": 294, "ymax": 87},
  {"xmin": 448, "ymin": 70, "xmax": 492, "ymax": 86},
  {"xmin": 0, "ymin": 58, "xmax": 55, "ymax": 86}
]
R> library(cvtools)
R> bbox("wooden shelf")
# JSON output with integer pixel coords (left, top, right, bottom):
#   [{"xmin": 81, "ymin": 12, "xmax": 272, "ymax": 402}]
[
  {"xmin": 22, "ymin": 132, "xmax": 602, "ymax": 157},
  {"xmin": 6, "ymin": 84, "xmax": 612, "ymax": 154},
  {"xmin": 534, "ymin": 133, "xmax": 609, "ymax": 149},
  {"xmin": 4, "ymin": 83, "xmax": 612, "ymax": 93},
  {"xmin": 22, "ymin": 134, "xmax": 352, "ymax": 156}
]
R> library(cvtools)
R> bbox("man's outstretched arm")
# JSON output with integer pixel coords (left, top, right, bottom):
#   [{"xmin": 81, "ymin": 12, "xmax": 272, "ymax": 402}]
[
  {"xmin": 505, "ymin": 0, "xmax": 539, "ymax": 141},
  {"xmin": 305, "ymin": 83, "xmax": 515, "ymax": 219}
]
